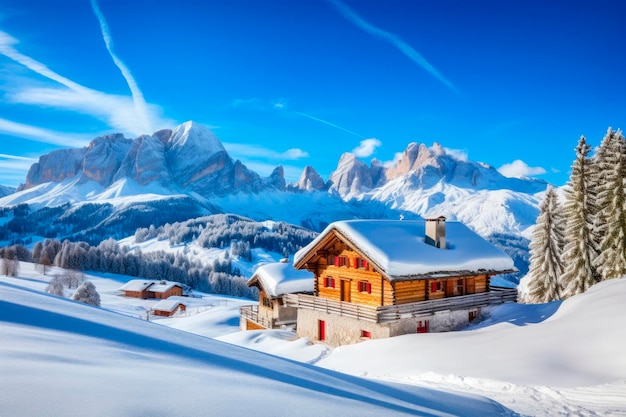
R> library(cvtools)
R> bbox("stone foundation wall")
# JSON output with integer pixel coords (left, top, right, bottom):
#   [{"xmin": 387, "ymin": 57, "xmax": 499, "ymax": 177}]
[{"xmin": 297, "ymin": 307, "xmax": 481, "ymax": 346}]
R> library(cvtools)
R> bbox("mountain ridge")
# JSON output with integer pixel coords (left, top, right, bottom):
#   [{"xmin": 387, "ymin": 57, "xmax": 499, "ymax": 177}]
[{"xmin": 2, "ymin": 120, "xmax": 547, "ymax": 241}]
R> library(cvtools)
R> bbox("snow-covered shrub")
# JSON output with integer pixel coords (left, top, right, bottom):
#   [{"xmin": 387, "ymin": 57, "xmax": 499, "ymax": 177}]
[{"xmin": 71, "ymin": 281, "xmax": 101, "ymax": 307}]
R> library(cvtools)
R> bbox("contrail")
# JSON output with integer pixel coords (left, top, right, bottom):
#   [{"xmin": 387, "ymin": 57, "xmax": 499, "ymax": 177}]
[
  {"xmin": 89, "ymin": 0, "xmax": 152, "ymax": 133},
  {"xmin": 327, "ymin": 0, "xmax": 460, "ymax": 94},
  {"xmin": 293, "ymin": 111, "xmax": 366, "ymax": 139},
  {"xmin": 0, "ymin": 117, "xmax": 89, "ymax": 147},
  {"xmin": 0, "ymin": 153, "xmax": 37, "ymax": 161},
  {"xmin": 0, "ymin": 30, "xmax": 89, "ymax": 93}
]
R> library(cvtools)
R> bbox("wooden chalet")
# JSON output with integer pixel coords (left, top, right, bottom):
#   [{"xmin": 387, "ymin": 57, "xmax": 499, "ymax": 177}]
[
  {"xmin": 240, "ymin": 260, "xmax": 314, "ymax": 331},
  {"xmin": 152, "ymin": 299, "xmax": 187, "ymax": 317},
  {"xmin": 149, "ymin": 281, "xmax": 184, "ymax": 299},
  {"xmin": 119, "ymin": 280, "xmax": 154, "ymax": 299},
  {"xmin": 288, "ymin": 217, "xmax": 517, "ymax": 346},
  {"xmin": 118, "ymin": 279, "xmax": 185, "ymax": 299}
]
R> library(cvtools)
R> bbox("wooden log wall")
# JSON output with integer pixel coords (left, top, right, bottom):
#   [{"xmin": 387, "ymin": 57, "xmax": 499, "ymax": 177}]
[{"xmin": 393, "ymin": 280, "xmax": 426, "ymax": 304}]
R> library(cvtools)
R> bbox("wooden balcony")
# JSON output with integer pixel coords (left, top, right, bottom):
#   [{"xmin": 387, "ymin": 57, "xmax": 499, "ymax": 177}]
[
  {"xmin": 283, "ymin": 286, "xmax": 517, "ymax": 324},
  {"xmin": 239, "ymin": 304, "xmax": 273, "ymax": 329}
]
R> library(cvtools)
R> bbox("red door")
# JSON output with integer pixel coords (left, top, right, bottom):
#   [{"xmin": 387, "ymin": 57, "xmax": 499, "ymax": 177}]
[
  {"xmin": 417, "ymin": 320, "xmax": 429, "ymax": 333},
  {"xmin": 318, "ymin": 319, "xmax": 326, "ymax": 341}
]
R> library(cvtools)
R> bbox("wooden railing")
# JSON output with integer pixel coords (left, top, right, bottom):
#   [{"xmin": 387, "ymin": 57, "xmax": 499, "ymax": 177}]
[
  {"xmin": 283, "ymin": 294, "xmax": 379, "ymax": 323},
  {"xmin": 239, "ymin": 304, "xmax": 273, "ymax": 329},
  {"xmin": 284, "ymin": 286, "xmax": 518, "ymax": 324}
]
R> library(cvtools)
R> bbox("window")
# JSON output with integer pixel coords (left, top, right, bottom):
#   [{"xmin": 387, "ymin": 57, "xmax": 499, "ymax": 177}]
[
  {"xmin": 430, "ymin": 281, "xmax": 442, "ymax": 292},
  {"xmin": 360, "ymin": 330, "xmax": 371, "ymax": 338},
  {"xmin": 469, "ymin": 310, "xmax": 478, "ymax": 322},
  {"xmin": 455, "ymin": 278, "xmax": 464, "ymax": 295},
  {"xmin": 358, "ymin": 280, "xmax": 372, "ymax": 294},
  {"xmin": 262, "ymin": 296, "xmax": 272, "ymax": 308},
  {"xmin": 328, "ymin": 255, "xmax": 335, "ymax": 265},
  {"xmin": 417, "ymin": 320, "xmax": 429, "ymax": 333},
  {"xmin": 334, "ymin": 256, "xmax": 349, "ymax": 267},
  {"xmin": 355, "ymin": 257, "xmax": 368, "ymax": 269},
  {"xmin": 324, "ymin": 276, "xmax": 336, "ymax": 288}
]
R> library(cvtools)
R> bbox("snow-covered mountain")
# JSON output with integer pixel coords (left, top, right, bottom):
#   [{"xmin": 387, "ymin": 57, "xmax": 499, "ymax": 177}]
[
  {"xmin": 2, "ymin": 121, "xmax": 547, "ymax": 236},
  {"xmin": 17, "ymin": 121, "xmax": 281, "ymax": 199},
  {"xmin": 0, "ymin": 121, "xmax": 547, "ymax": 280},
  {"xmin": 0, "ymin": 185, "xmax": 14, "ymax": 198}
]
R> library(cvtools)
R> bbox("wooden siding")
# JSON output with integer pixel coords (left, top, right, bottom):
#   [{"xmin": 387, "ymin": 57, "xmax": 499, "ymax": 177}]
[
  {"xmin": 316, "ymin": 266, "xmax": 386, "ymax": 308},
  {"xmin": 393, "ymin": 280, "xmax": 426, "ymax": 304},
  {"xmin": 302, "ymin": 229, "xmax": 497, "ymax": 310},
  {"xmin": 152, "ymin": 286, "xmax": 183, "ymax": 299},
  {"xmin": 246, "ymin": 320, "xmax": 266, "ymax": 331},
  {"xmin": 124, "ymin": 290, "xmax": 149, "ymax": 299}
]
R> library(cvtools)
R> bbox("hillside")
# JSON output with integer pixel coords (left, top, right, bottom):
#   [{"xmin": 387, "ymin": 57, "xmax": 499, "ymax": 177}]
[{"xmin": 0, "ymin": 265, "xmax": 516, "ymax": 417}]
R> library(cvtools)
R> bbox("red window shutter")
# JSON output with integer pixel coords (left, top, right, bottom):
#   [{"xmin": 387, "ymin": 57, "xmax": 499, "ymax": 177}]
[
  {"xmin": 366, "ymin": 282, "xmax": 372, "ymax": 294},
  {"xmin": 319, "ymin": 320, "xmax": 326, "ymax": 341},
  {"xmin": 353, "ymin": 258, "xmax": 358, "ymax": 268},
  {"xmin": 331, "ymin": 278, "xmax": 335, "ymax": 288},
  {"xmin": 431, "ymin": 282, "xmax": 437, "ymax": 292},
  {"xmin": 334, "ymin": 256, "xmax": 339, "ymax": 267},
  {"xmin": 363, "ymin": 260, "xmax": 368, "ymax": 270}
]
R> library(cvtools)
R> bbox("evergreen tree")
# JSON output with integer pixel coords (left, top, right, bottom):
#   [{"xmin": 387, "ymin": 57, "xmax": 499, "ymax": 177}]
[
  {"xmin": 593, "ymin": 129, "xmax": 626, "ymax": 280},
  {"xmin": 561, "ymin": 136, "xmax": 598, "ymax": 297},
  {"xmin": 526, "ymin": 186, "xmax": 565, "ymax": 303}
]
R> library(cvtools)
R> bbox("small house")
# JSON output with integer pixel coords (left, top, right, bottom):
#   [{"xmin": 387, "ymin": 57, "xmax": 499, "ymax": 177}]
[
  {"xmin": 118, "ymin": 279, "xmax": 185, "ymax": 299},
  {"xmin": 240, "ymin": 260, "xmax": 314, "ymax": 331},
  {"xmin": 287, "ymin": 218, "xmax": 517, "ymax": 346},
  {"xmin": 152, "ymin": 299, "xmax": 186, "ymax": 317},
  {"xmin": 148, "ymin": 281, "xmax": 184, "ymax": 299},
  {"xmin": 119, "ymin": 280, "xmax": 154, "ymax": 299}
]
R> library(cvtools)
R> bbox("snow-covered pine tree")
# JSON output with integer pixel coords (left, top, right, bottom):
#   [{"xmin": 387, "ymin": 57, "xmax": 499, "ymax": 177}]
[
  {"xmin": 593, "ymin": 129, "xmax": 626, "ymax": 280},
  {"xmin": 561, "ymin": 136, "xmax": 598, "ymax": 298},
  {"xmin": 526, "ymin": 186, "xmax": 565, "ymax": 303},
  {"xmin": 71, "ymin": 280, "xmax": 101, "ymax": 307},
  {"xmin": 589, "ymin": 128, "xmax": 616, "ymax": 251}
]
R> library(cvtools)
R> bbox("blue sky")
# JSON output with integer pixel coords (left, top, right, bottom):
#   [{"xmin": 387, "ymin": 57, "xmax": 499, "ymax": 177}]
[{"xmin": 0, "ymin": 0, "xmax": 624, "ymax": 188}]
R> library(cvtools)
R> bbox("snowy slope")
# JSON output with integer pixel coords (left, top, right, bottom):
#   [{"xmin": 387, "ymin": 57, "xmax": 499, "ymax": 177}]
[
  {"xmin": 3, "ymin": 264, "xmax": 624, "ymax": 416},
  {"xmin": 316, "ymin": 278, "xmax": 626, "ymax": 416},
  {"xmin": 0, "ymin": 270, "xmax": 515, "ymax": 417}
]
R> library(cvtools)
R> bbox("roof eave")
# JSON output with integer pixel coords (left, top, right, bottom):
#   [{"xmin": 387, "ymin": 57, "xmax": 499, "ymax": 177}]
[{"xmin": 390, "ymin": 268, "xmax": 518, "ymax": 282}]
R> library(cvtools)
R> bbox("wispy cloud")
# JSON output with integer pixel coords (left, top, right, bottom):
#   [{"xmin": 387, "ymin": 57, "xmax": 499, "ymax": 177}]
[
  {"xmin": 89, "ymin": 0, "xmax": 152, "ymax": 133},
  {"xmin": 224, "ymin": 142, "xmax": 309, "ymax": 161},
  {"xmin": 0, "ymin": 153, "xmax": 38, "ymax": 185},
  {"xmin": 498, "ymin": 159, "xmax": 547, "ymax": 178},
  {"xmin": 0, "ymin": 153, "xmax": 37, "ymax": 162},
  {"xmin": 0, "ymin": 29, "xmax": 173, "ymax": 136},
  {"xmin": 443, "ymin": 147, "xmax": 469, "ymax": 162},
  {"xmin": 223, "ymin": 142, "xmax": 311, "ymax": 183},
  {"xmin": 0, "ymin": 118, "xmax": 89, "ymax": 147},
  {"xmin": 326, "ymin": 0, "xmax": 459, "ymax": 94},
  {"xmin": 0, "ymin": 30, "xmax": 87, "ymax": 92},
  {"xmin": 352, "ymin": 138, "xmax": 381, "ymax": 157}
]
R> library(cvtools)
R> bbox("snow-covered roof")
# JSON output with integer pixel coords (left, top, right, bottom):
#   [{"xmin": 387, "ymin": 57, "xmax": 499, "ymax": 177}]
[
  {"xmin": 149, "ymin": 281, "xmax": 182, "ymax": 293},
  {"xmin": 248, "ymin": 262, "xmax": 314, "ymax": 297},
  {"xmin": 294, "ymin": 220, "xmax": 515, "ymax": 280},
  {"xmin": 152, "ymin": 299, "xmax": 184, "ymax": 312},
  {"xmin": 118, "ymin": 279, "xmax": 182, "ymax": 293},
  {"xmin": 118, "ymin": 279, "xmax": 154, "ymax": 292}
]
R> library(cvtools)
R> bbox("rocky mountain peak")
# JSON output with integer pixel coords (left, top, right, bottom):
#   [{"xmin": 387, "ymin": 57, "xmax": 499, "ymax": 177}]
[
  {"xmin": 328, "ymin": 152, "xmax": 377, "ymax": 197},
  {"xmin": 294, "ymin": 166, "xmax": 325, "ymax": 192}
]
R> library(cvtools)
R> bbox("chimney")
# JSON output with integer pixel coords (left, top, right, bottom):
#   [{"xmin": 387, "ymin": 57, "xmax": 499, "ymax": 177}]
[{"xmin": 425, "ymin": 216, "xmax": 446, "ymax": 249}]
